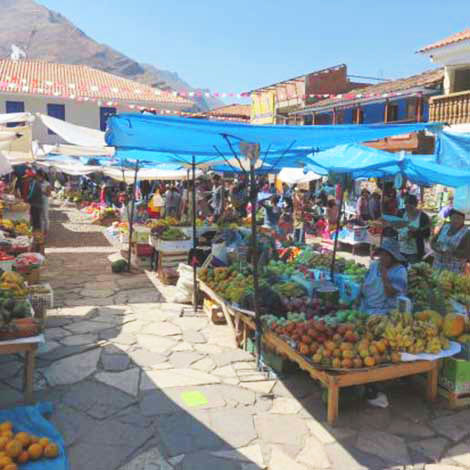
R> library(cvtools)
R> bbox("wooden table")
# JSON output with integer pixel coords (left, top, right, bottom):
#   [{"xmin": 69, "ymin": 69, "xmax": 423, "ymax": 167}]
[
  {"xmin": 0, "ymin": 336, "xmax": 42, "ymax": 404},
  {"xmin": 263, "ymin": 330, "xmax": 438, "ymax": 425},
  {"xmin": 198, "ymin": 279, "xmax": 439, "ymax": 426}
]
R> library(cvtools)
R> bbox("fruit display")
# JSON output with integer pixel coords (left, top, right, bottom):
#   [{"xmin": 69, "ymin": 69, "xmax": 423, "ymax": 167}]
[
  {"xmin": 262, "ymin": 307, "xmax": 456, "ymax": 370},
  {"xmin": 0, "ymin": 272, "xmax": 28, "ymax": 298},
  {"xmin": 157, "ymin": 228, "xmax": 189, "ymax": 241},
  {"xmin": 272, "ymin": 281, "xmax": 306, "ymax": 298},
  {"xmin": 0, "ymin": 421, "xmax": 60, "ymax": 468},
  {"xmin": 265, "ymin": 260, "xmax": 297, "ymax": 278},
  {"xmin": 372, "ymin": 311, "xmax": 450, "ymax": 354}
]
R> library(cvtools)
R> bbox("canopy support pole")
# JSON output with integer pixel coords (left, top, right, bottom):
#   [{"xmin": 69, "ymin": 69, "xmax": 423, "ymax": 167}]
[
  {"xmin": 330, "ymin": 177, "xmax": 344, "ymax": 281},
  {"xmin": 186, "ymin": 169, "xmax": 190, "ymax": 220},
  {"xmin": 191, "ymin": 156, "xmax": 198, "ymax": 314},
  {"xmin": 250, "ymin": 160, "xmax": 262, "ymax": 369},
  {"xmin": 127, "ymin": 160, "xmax": 139, "ymax": 272}
]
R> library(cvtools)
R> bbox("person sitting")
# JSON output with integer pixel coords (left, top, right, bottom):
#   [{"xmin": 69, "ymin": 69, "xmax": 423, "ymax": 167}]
[
  {"xmin": 359, "ymin": 238, "xmax": 407, "ymax": 315},
  {"xmin": 431, "ymin": 208, "xmax": 470, "ymax": 273}
]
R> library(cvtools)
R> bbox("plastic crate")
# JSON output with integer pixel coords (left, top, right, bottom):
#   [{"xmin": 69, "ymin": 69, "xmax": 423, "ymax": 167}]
[
  {"xmin": 439, "ymin": 357, "xmax": 470, "ymax": 394},
  {"xmin": 157, "ymin": 239, "xmax": 192, "ymax": 253},
  {"xmin": 29, "ymin": 283, "xmax": 54, "ymax": 313}
]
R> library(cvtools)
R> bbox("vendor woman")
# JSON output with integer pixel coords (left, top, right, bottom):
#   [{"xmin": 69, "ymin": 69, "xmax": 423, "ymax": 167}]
[
  {"xmin": 360, "ymin": 238, "xmax": 408, "ymax": 315},
  {"xmin": 431, "ymin": 208, "xmax": 470, "ymax": 273}
]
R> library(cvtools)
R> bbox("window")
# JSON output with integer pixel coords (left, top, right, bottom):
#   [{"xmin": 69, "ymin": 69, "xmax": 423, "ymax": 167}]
[
  {"xmin": 47, "ymin": 104, "xmax": 66, "ymax": 135},
  {"xmin": 315, "ymin": 113, "xmax": 332, "ymax": 125},
  {"xmin": 100, "ymin": 107, "xmax": 117, "ymax": 131},
  {"xmin": 303, "ymin": 114, "xmax": 313, "ymax": 126},
  {"xmin": 386, "ymin": 103, "xmax": 399, "ymax": 122},
  {"xmin": 453, "ymin": 68, "xmax": 470, "ymax": 93},
  {"xmin": 352, "ymin": 107, "xmax": 364, "ymax": 124},
  {"xmin": 5, "ymin": 101, "xmax": 25, "ymax": 127},
  {"xmin": 406, "ymin": 98, "xmax": 418, "ymax": 121}
]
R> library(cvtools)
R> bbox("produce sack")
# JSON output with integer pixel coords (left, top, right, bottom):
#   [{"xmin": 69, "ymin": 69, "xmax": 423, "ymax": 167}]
[
  {"xmin": 0, "ymin": 402, "xmax": 68, "ymax": 470},
  {"xmin": 174, "ymin": 263, "xmax": 195, "ymax": 303},
  {"xmin": 14, "ymin": 253, "xmax": 45, "ymax": 271}
]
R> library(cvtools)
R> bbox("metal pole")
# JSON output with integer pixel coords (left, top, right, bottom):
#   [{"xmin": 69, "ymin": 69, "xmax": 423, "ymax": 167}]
[
  {"xmin": 192, "ymin": 156, "xmax": 198, "ymax": 313},
  {"xmin": 250, "ymin": 162, "xmax": 262, "ymax": 369},
  {"xmin": 186, "ymin": 169, "xmax": 190, "ymax": 220},
  {"xmin": 127, "ymin": 161, "xmax": 139, "ymax": 272},
  {"xmin": 330, "ymin": 177, "xmax": 345, "ymax": 281}
]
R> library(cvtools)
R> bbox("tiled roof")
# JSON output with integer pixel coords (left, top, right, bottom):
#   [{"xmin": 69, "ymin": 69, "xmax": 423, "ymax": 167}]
[
  {"xmin": 304, "ymin": 68, "xmax": 444, "ymax": 111},
  {"xmin": 204, "ymin": 104, "xmax": 251, "ymax": 118},
  {"xmin": 0, "ymin": 60, "xmax": 192, "ymax": 107},
  {"xmin": 418, "ymin": 29, "xmax": 470, "ymax": 53}
]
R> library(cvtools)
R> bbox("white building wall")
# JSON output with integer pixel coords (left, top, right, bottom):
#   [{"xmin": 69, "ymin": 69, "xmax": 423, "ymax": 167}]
[{"xmin": 0, "ymin": 92, "xmax": 181, "ymax": 145}]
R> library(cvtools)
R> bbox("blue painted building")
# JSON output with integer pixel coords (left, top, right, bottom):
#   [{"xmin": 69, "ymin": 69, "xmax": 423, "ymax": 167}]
[{"xmin": 292, "ymin": 69, "xmax": 443, "ymax": 127}]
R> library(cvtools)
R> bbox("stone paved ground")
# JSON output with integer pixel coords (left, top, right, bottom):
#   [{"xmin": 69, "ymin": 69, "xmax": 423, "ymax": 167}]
[{"xmin": 1, "ymin": 203, "xmax": 470, "ymax": 469}]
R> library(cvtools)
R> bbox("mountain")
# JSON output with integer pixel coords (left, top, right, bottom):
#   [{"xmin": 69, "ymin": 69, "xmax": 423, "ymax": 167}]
[{"xmin": 0, "ymin": 0, "xmax": 222, "ymax": 110}]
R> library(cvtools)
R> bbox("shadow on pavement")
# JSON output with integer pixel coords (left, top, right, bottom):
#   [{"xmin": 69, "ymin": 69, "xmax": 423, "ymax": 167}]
[{"xmin": 0, "ymin": 305, "xmax": 264, "ymax": 470}]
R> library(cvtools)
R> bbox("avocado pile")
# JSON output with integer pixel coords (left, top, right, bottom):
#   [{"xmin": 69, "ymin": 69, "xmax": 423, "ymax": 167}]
[{"xmin": 0, "ymin": 298, "xmax": 31, "ymax": 323}]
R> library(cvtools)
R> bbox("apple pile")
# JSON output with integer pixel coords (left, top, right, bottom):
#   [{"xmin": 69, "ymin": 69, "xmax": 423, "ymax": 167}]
[{"xmin": 269, "ymin": 318, "xmax": 400, "ymax": 369}]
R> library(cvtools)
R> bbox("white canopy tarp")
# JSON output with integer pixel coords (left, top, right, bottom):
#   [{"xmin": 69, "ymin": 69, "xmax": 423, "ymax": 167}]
[
  {"xmin": 277, "ymin": 167, "xmax": 322, "ymax": 185},
  {"xmin": 0, "ymin": 113, "xmax": 34, "ymax": 126},
  {"xmin": 38, "ymin": 114, "xmax": 111, "ymax": 150},
  {"xmin": 35, "ymin": 159, "xmax": 101, "ymax": 176},
  {"xmin": 40, "ymin": 143, "xmax": 114, "ymax": 158},
  {"xmin": 0, "ymin": 125, "xmax": 34, "ymax": 164},
  {"xmin": 0, "ymin": 153, "xmax": 13, "ymax": 176},
  {"xmin": 102, "ymin": 167, "xmax": 202, "ymax": 183}
]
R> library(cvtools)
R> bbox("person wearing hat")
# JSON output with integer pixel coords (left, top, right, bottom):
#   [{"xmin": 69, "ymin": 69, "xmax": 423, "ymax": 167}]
[
  {"xmin": 359, "ymin": 238, "xmax": 408, "ymax": 315},
  {"xmin": 431, "ymin": 208, "xmax": 470, "ymax": 273}
]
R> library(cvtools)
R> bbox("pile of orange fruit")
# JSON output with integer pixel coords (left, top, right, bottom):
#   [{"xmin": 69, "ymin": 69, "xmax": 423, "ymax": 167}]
[{"xmin": 0, "ymin": 421, "xmax": 59, "ymax": 469}]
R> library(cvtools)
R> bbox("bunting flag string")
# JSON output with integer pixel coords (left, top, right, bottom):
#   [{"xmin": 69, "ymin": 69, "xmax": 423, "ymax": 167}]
[{"xmin": 0, "ymin": 75, "xmax": 421, "ymax": 101}]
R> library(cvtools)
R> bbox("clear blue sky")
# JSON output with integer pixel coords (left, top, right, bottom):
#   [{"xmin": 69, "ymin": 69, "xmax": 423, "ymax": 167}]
[{"xmin": 40, "ymin": 0, "xmax": 470, "ymax": 95}]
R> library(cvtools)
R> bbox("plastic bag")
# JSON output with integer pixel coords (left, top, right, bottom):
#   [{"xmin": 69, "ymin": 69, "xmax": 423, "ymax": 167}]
[
  {"xmin": 15, "ymin": 252, "xmax": 46, "ymax": 269},
  {"xmin": 174, "ymin": 263, "xmax": 195, "ymax": 303}
]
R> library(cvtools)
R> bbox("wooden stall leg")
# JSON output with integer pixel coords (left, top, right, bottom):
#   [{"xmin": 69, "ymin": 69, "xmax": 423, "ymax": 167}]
[
  {"xmin": 327, "ymin": 384, "xmax": 339, "ymax": 426},
  {"xmin": 426, "ymin": 362, "xmax": 438, "ymax": 402},
  {"xmin": 23, "ymin": 349, "xmax": 35, "ymax": 404}
]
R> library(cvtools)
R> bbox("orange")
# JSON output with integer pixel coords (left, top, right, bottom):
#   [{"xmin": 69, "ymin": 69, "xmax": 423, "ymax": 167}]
[
  {"xmin": 0, "ymin": 422, "xmax": 12, "ymax": 433},
  {"xmin": 14, "ymin": 432, "xmax": 31, "ymax": 448},
  {"xmin": 1, "ymin": 431, "xmax": 13, "ymax": 440},
  {"xmin": 44, "ymin": 443, "xmax": 59, "ymax": 458},
  {"xmin": 4, "ymin": 440, "xmax": 22, "ymax": 459},
  {"xmin": 0, "ymin": 455, "xmax": 13, "ymax": 467},
  {"xmin": 27, "ymin": 443, "xmax": 43, "ymax": 460},
  {"xmin": 4, "ymin": 464, "xmax": 18, "ymax": 470},
  {"xmin": 17, "ymin": 450, "xmax": 29, "ymax": 464},
  {"xmin": 0, "ymin": 436, "xmax": 9, "ymax": 450},
  {"xmin": 38, "ymin": 437, "xmax": 50, "ymax": 448}
]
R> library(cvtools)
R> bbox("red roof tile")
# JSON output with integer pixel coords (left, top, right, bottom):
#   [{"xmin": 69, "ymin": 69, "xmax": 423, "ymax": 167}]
[
  {"xmin": 204, "ymin": 104, "xmax": 251, "ymax": 119},
  {"xmin": 0, "ymin": 60, "xmax": 192, "ymax": 107},
  {"xmin": 304, "ymin": 68, "xmax": 443, "ymax": 110},
  {"xmin": 418, "ymin": 29, "xmax": 470, "ymax": 53}
]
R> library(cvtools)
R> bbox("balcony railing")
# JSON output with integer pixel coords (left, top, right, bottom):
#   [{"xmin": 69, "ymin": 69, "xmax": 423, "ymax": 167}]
[{"xmin": 429, "ymin": 90, "xmax": 470, "ymax": 124}]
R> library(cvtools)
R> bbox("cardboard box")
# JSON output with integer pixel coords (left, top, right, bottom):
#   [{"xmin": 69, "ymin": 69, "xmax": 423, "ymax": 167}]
[{"xmin": 439, "ymin": 357, "xmax": 470, "ymax": 394}]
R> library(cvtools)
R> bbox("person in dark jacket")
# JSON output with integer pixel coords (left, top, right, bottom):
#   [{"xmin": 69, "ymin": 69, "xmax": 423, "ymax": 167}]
[
  {"xmin": 24, "ymin": 169, "xmax": 43, "ymax": 231},
  {"xmin": 396, "ymin": 195, "xmax": 431, "ymax": 263}
]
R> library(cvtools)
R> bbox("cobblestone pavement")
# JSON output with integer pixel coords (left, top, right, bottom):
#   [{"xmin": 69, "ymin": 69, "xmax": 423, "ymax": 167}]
[{"xmin": 0, "ymin": 204, "xmax": 470, "ymax": 470}]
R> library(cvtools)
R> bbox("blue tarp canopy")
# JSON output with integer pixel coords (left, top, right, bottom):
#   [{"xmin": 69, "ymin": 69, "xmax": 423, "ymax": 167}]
[
  {"xmin": 305, "ymin": 142, "xmax": 470, "ymax": 187},
  {"xmin": 436, "ymin": 130, "xmax": 470, "ymax": 168},
  {"xmin": 106, "ymin": 114, "xmax": 441, "ymax": 165}
]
